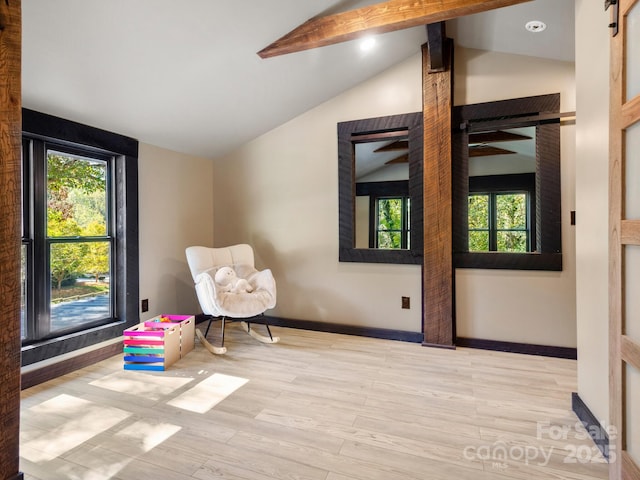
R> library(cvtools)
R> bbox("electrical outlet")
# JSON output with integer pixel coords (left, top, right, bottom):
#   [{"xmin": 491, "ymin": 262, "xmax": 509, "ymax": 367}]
[
  {"xmin": 141, "ymin": 299, "xmax": 149, "ymax": 312},
  {"xmin": 402, "ymin": 296, "xmax": 410, "ymax": 309}
]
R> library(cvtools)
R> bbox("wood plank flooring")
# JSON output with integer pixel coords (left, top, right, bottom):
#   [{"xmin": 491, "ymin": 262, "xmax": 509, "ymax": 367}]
[{"xmin": 20, "ymin": 326, "xmax": 608, "ymax": 480}]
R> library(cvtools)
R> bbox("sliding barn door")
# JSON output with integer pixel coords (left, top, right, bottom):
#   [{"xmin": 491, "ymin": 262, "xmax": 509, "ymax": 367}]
[{"xmin": 610, "ymin": 0, "xmax": 640, "ymax": 479}]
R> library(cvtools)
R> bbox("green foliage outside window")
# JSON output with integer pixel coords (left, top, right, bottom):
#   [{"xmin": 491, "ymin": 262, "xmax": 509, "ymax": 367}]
[
  {"xmin": 377, "ymin": 198, "xmax": 409, "ymax": 249},
  {"xmin": 468, "ymin": 195, "xmax": 489, "ymax": 252},
  {"xmin": 47, "ymin": 153, "xmax": 109, "ymax": 291},
  {"xmin": 496, "ymin": 193, "xmax": 527, "ymax": 252},
  {"xmin": 468, "ymin": 192, "xmax": 528, "ymax": 253}
]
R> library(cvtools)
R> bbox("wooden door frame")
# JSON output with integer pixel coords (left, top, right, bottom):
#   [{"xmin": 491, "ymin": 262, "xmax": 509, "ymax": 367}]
[{"xmin": 609, "ymin": 0, "xmax": 640, "ymax": 478}]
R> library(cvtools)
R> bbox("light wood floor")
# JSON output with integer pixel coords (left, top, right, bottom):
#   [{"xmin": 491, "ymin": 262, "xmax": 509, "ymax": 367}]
[{"xmin": 20, "ymin": 325, "xmax": 608, "ymax": 480}]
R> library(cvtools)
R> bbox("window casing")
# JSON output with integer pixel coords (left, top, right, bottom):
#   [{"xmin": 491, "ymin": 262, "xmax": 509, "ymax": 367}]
[{"xmin": 21, "ymin": 109, "xmax": 139, "ymax": 366}]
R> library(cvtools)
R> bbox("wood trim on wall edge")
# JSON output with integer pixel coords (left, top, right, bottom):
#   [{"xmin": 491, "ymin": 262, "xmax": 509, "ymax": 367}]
[
  {"xmin": 21, "ymin": 341, "xmax": 123, "ymax": 390},
  {"xmin": 260, "ymin": 316, "xmax": 424, "ymax": 343},
  {"xmin": 456, "ymin": 337, "xmax": 577, "ymax": 359}
]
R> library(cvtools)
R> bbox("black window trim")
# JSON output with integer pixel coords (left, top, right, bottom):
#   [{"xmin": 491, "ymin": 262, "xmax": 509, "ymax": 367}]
[{"xmin": 21, "ymin": 108, "xmax": 139, "ymax": 366}]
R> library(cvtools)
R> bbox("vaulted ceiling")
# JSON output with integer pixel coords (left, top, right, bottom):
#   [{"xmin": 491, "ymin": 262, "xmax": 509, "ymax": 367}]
[{"xmin": 22, "ymin": 0, "xmax": 574, "ymax": 159}]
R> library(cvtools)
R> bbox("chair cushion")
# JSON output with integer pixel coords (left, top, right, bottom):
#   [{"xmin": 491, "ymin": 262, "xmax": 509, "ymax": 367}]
[{"xmin": 195, "ymin": 266, "xmax": 276, "ymax": 318}]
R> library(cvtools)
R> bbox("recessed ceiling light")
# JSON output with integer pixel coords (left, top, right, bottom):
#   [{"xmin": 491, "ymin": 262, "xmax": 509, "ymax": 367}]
[
  {"xmin": 525, "ymin": 20, "xmax": 547, "ymax": 33},
  {"xmin": 359, "ymin": 36, "xmax": 376, "ymax": 52}
]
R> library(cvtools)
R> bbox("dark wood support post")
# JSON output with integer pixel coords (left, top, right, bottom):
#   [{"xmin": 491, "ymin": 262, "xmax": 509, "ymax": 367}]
[
  {"xmin": 422, "ymin": 37, "xmax": 455, "ymax": 348},
  {"xmin": 425, "ymin": 22, "xmax": 447, "ymax": 73},
  {"xmin": 0, "ymin": 1, "xmax": 24, "ymax": 479}
]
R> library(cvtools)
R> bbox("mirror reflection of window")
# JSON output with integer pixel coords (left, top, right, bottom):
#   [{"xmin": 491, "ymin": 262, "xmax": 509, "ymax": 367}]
[
  {"xmin": 338, "ymin": 111, "xmax": 423, "ymax": 264},
  {"xmin": 354, "ymin": 136, "xmax": 410, "ymax": 250},
  {"xmin": 468, "ymin": 192, "xmax": 529, "ymax": 252},
  {"xmin": 467, "ymin": 126, "xmax": 536, "ymax": 253},
  {"xmin": 376, "ymin": 197, "xmax": 410, "ymax": 249}
]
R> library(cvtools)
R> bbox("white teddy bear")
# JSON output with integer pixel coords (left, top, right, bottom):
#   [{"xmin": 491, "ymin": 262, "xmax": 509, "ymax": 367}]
[{"xmin": 214, "ymin": 266, "xmax": 254, "ymax": 294}]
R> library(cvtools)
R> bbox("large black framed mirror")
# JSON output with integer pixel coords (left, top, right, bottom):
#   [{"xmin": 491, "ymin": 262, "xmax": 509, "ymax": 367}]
[
  {"xmin": 452, "ymin": 93, "xmax": 562, "ymax": 271},
  {"xmin": 338, "ymin": 112, "xmax": 423, "ymax": 264}
]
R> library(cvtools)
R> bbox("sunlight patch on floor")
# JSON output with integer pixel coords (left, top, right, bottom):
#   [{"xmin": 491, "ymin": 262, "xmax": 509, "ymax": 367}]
[
  {"xmin": 113, "ymin": 420, "xmax": 182, "ymax": 453},
  {"xmin": 167, "ymin": 373, "xmax": 249, "ymax": 413},
  {"xmin": 21, "ymin": 394, "xmax": 130, "ymax": 462},
  {"xmin": 90, "ymin": 371, "xmax": 194, "ymax": 401}
]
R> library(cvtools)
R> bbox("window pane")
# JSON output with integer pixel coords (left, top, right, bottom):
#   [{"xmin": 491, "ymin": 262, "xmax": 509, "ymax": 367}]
[
  {"xmin": 469, "ymin": 231, "xmax": 489, "ymax": 252},
  {"xmin": 468, "ymin": 194, "xmax": 489, "ymax": 229},
  {"xmin": 378, "ymin": 231, "xmax": 402, "ymax": 249},
  {"xmin": 496, "ymin": 193, "xmax": 527, "ymax": 229},
  {"xmin": 497, "ymin": 231, "xmax": 527, "ymax": 252},
  {"xmin": 627, "ymin": 0, "xmax": 640, "ymax": 101},
  {"xmin": 47, "ymin": 151, "xmax": 107, "ymax": 238},
  {"xmin": 50, "ymin": 241, "xmax": 111, "ymax": 332},
  {"xmin": 626, "ymin": 121, "xmax": 640, "ymax": 218},
  {"xmin": 378, "ymin": 198, "xmax": 403, "ymax": 231}
]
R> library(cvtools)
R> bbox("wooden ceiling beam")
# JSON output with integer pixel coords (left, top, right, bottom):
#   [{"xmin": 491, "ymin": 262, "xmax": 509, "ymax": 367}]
[{"xmin": 258, "ymin": 0, "xmax": 532, "ymax": 58}]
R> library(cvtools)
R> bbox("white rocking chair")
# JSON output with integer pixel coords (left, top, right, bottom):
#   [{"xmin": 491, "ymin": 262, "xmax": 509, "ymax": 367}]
[{"xmin": 185, "ymin": 244, "xmax": 279, "ymax": 354}]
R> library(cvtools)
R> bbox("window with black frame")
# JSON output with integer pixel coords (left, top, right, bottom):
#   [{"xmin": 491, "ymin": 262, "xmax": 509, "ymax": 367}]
[
  {"xmin": 375, "ymin": 196, "xmax": 410, "ymax": 249},
  {"xmin": 22, "ymin": 143, "xmax": 114, "ymax": 342},
  {"xmin": 21, "ymin": 109, "xmax": 139, "ymax": 365},
  {"xmin": 467, "ymin": 173, "xmax": 535, "ymax": 253}
]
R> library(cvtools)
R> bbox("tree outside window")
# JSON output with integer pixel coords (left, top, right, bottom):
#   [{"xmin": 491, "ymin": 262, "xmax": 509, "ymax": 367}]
[
  {"xmin": 376, "ymin": 197, "xmax": 410, "ymax": 249},
  {"xmin": 468, "ymin": 192, "xmax": 529, "ymax": 253},
  {"xmin": 46, "ymin": 151, "xmax": 112, "ymax": 332}
]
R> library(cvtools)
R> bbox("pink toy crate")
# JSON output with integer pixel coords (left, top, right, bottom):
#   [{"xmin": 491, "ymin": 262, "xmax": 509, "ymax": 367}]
[
  {"xmin": 144, "ymin": 314, "xmax": 195, "ymax": 357},
  {"xmin": 123, "ymin": 323, "xmax": 180, "ymax": 371}
]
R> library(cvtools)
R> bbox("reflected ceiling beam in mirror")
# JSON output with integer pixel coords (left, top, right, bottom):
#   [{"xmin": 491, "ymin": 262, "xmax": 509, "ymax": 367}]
[
  {"xmin": 385, "ymin": 153, "xmax": 409, "ymax": 164},
  {"xmin": 468, "ymin": 130, "xmax": 532, "ymax": 144},
  {"xmin": 257, "ymin": 0, "xmax": 533, "ymax": 58},
  {"xmin": 469, "ymin": 145, "xmax": 516, "ymax": 157}
]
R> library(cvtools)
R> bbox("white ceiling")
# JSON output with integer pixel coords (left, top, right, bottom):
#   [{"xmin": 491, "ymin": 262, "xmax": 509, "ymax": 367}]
[{"xmin": 22, "ymin": 0, "xmax": 575, "ymax": 159}]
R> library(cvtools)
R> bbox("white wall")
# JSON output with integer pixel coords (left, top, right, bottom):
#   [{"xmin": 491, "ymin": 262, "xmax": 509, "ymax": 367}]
[
  {"xmin": 212, "ymin": 46, "xmax": 577, "ymax": 345},
  {"xmin": 575, "ymin": 0, "xmax": 611, "ymax": 425},
  {"xmin": 138, "ymin": 143, "xmax": 214, "ymax": 320},
  {"xmin": 212, "ymin": 55, "xmax": 424, "ymax": 332}
]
